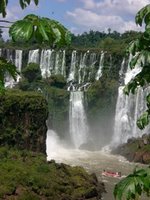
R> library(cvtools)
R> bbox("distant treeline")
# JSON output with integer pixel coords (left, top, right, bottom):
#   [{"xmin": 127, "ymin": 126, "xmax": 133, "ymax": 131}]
[
  {"xmin": 71, "ymin": 30, "xmax": 142, "ymax": 54},
  {"xmin": 0, "ymin": 28, "xmax": 142, "ymax": 54}
]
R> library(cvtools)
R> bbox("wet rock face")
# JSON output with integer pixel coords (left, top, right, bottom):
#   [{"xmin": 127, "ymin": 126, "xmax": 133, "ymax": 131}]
[
  {"xmin": 112, "ymin": 134, "xmax": 150, "ymax": 164},
  {"xmin": 0, "ymin": 90, "xmax": 48, "ymax": 153}
]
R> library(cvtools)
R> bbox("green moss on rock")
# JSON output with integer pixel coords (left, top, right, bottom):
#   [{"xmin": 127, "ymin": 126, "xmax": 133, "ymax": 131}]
[
  {"xmin": 112, "ymin": 134, "xmax": 150, "ymax": 164},
  {"xmin": 0, "ymin": 147, "xmax": 105, "ymax": 200},
  {"xmin": 0, "ymin": 90, "xmax": 48, "ymax": 153}
]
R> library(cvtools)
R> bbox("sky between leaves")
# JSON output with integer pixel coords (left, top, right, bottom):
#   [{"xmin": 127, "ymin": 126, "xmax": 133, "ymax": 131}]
[{"xmin": 0, "ymin": 0, "xmax": 150, "ymax": 39}]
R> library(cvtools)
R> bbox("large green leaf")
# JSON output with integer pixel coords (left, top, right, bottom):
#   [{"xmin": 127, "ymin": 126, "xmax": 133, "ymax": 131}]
[
  {"xmin": 9, "ymin": 20, "xmax": 33, "ymax": 42},
  {"xmin": 135, "ymin": 4, "xmax": 150, "ymax": 26},
  {"xmin": 0, "ymin": 57, "xmax": 19, "ymax": 93},
  {"xmin": 9, "ymin": 14, "xmax": 71, "ymax": 46},
  {"xmin": 137, "ymin": 111, "xmax": 150, "ymax": 130},
  {"xmin": 114, "ymin": 168, "xmax": 149, "ymax": 200}
]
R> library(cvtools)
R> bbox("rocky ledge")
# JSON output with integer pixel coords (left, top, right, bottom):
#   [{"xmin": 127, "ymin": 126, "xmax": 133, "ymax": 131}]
[
  {"xmin": 112, "ymin": 134, "xmax": 150, "ymax": 164},
  {"xmin": 0, "ymin": 147, "xmax": 105, "ymax": 200}
]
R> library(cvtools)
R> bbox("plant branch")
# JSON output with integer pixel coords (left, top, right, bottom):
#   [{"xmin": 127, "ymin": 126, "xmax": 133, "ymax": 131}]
[
  {"xmin": 0, "ymin": 20, "xmax": 14, "ymax": 23},
  {"xmin": 0, "ymin": 26, "xmax": 10, "ymax": 28}
]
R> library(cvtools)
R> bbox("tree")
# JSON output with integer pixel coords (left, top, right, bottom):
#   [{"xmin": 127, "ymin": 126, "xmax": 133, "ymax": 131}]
[{"xmin": 114, "ymin": 4, "xmax": 150, "ymax": 200}]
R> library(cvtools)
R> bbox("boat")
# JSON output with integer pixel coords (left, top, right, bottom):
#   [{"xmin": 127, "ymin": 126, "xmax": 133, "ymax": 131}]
[{"xmin": 102, "ymin": 170, "xmax": 121, "ymax": 178}]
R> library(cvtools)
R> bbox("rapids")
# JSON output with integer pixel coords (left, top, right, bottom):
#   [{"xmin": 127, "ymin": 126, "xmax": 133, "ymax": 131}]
[{"xmin": 46, "ymin": 130, "xmax": 148, "ymax": 200}]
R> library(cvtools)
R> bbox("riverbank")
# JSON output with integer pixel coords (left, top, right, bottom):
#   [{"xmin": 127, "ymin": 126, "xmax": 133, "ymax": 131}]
[
  {"xmin": 46, "ymin": 131, "xmax": 148, "ymax": 200},
  {"xmin": 112, "ymin": 134, "xmax": 150, "ymax": 164},
  {"xmin": 0, "ymin": 147, "xmax": 105, "ymax": 200}
]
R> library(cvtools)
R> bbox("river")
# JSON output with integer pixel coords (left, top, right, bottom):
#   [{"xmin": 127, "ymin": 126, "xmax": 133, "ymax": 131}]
[{"xmin": 46, "ymin": 130, "xmax": 148, "ymax": 200}]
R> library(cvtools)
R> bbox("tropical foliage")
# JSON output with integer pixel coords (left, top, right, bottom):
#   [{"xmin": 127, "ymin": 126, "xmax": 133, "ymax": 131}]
[
  {"xmin": 9, "ymin": 14, "xmax": 71, "ymax": 46},
  {"xmin": 0, "ymin": 0, "xmax": 39, "ymax": 17},
  {"xmin": 114, "ymin": 4, "xmax": 150, "ymax": 200},
  {"xmin": 0, "ymin": 57, "xmax": 18, "ymax": 92},
  {"xmin": 114, "ymin": 168, "xmax": 150, "ymax": 200}
]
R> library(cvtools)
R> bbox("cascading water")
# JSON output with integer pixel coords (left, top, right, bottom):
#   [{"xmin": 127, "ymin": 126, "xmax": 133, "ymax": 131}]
[
  {"xmin": 3, "ymin": 48, "xmax": 105, "ymax": 150},
  {"xmin": 69, "ymin": 91, "xmax": 89, "ymax": 148},
  {"xmin": 15, "ymin": 50, "xmax": 22, "ymax": 82},
  {"xmin": 40, "ymin": 49, "xmax": 53, "ymax": 77},
  {"xmin": 78, "ymin": 52, "xmax": 88, "ymax": 84},
  {"xmin": 5, "ymin": 49, "xmax": 22, "ymax": 87},
  {"xmin": 61, "ymin": 50, "xmax": 66, "ymax": 77},
  {"xmin": 88, "ymin": 52, "xmax": 97, "ymax": 81},
  {"xmin": 68, "ymin": 50, "xmax": 77, "ymax": 82},
  {"xmin": 96, "ymin": 51, "xmax": 105, "ymax": 80},
  {"xmin": 28, "ymin": 49, "xmax": 39, "ymax": 64},
  {"xmin": 112, "ymin": 55, "xmax": 150, "ymax": 146}
]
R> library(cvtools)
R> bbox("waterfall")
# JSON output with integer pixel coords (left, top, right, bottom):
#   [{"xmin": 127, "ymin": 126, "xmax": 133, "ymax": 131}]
[
  {"xmin": 61, "ymin": 50, "xmax": 66, "ymax": 77},
  {"xmin": 112, "ymin": 55, "xmax": 149, "ymax": 146},
  {"xmin": 5, "ymin": 49, "xmax": 22, "ymax": 87},
  {"xmin": 95, "ymin": 51, "xmax": 104, "ymax": 80},
  {"xmin": 40, "ymin": 49, "xmax": 53, "ymax": 78},
  {"xmin": 54, "ymin": 51, "xmax": 62, "ymax": 75},
  {"xmin": 69, "ymin": 91, "xmax": 89, "ymax": 148},
  {"xmin": 15, "ymin": 50, "xmax": 22, "ymax": 82},
  {"xmin": 78, "ymin": 52, "xmax": 88, "ymax": 84},
  {"xmin": 68, "ymin": 50, "xmax": 77, "ymax": 82},
  {"xmin": 28, "ymin": 49, "xmax": 39, "ymax": 64},
  {"xmin": 88, "ymin": 52, "xmax": 97, "ymax": 81}
]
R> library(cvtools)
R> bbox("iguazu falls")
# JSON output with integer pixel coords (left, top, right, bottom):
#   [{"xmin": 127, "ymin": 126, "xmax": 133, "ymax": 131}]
[{"xmin": 0, "ymin": 1, "xmax": 150, "ymax": 200}]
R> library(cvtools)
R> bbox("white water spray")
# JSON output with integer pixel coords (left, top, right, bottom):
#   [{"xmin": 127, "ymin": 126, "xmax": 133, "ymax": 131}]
[{"xmin": 69, "ymin": 91, "xmax": 89, "ymax": 148}]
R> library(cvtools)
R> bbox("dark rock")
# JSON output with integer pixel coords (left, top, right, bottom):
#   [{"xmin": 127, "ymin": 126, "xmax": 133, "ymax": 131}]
[
  {"xmin": 142, "ymin": 151, "xmax": 150, "ymax": 164},
  {"xmin": 112, "ymin": 134, "xmax": 150, "ymax": 164}
]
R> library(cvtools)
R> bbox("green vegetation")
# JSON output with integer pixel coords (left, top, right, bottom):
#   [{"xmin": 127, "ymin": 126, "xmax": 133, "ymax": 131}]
[
  {"xmin": 0, "ymin": 90, "xmax": 48, "ymax": 153},
  {"xmin": 71, "ymin": 30, "xmax": 142, "ymax": 55},
  {"xmin": 0, "ymin": 0, "xmax": 39, "ymax": 17},
  {"xmin": 42, "ymin": 83, "xmax": 69, "ymax": 137},
  {"xmin": 114, "ymin": 4, "xmax": 150, "ymax": 200},
  {"xmin": 15, "ymin": 61, "xmax": 69, "ymax": 138},
  {"xmin": 0, "ymin": 147, "xmax": 104, "ymax": 200},
  {"xmin": 9, "ymin": 14, "xmax": 71, "ymax": 46},
  {"xmin": 0, "ymin": 56, "xmax": 19, "ymax": 93},
  {"xmin": 114, "ymin": 168, "xmax": 150, "ymax": 200}
]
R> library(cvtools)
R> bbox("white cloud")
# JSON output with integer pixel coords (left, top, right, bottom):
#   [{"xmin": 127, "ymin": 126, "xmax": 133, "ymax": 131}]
[
  {"xmin": 67, "ymin": 8, "xmax": 144, "ymax": 34},
  {"xmin": 67, "ymin": 0, "xmax": 149, "ymax": 34},
  {"xmin": 80, "ymin": 0, "xmax": 96, "ymax": 9}
]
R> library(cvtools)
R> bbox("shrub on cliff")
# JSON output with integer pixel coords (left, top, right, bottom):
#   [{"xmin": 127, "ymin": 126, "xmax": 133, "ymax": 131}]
[
  {"xmin": 0, "ymin": 147, "xmax": 105, "ymax": 200},
  {"xmin": 0, "ymin": 90, "xmax": 48, "ymax": 153}
]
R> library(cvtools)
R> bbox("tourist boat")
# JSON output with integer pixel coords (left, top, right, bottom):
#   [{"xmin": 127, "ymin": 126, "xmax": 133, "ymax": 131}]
[{"xmin": 102, "ymin": 170, "xmax": 121, "ymax": 178}]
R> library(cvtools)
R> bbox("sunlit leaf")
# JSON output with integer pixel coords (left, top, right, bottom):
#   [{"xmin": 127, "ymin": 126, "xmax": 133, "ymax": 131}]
[
  {"xmin": 9, "ymin": 20, "xmax": 33, "ymax": 42},
  {"xmin": 9, "ymin": 14, "xmax": 71, "ymax": 46},
  {"xmin": 135, "ymin": 4, "xmax": 150, "ymax": 26},
  {"xmin": 137, "ymin": 111, "xmax": 150, "ymax": 129}
]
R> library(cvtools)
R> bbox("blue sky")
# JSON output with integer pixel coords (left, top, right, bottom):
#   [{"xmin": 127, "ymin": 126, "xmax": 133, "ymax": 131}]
[{"xmin": 1, "ymin": 0, "xmax": 150, "ymax": 38}]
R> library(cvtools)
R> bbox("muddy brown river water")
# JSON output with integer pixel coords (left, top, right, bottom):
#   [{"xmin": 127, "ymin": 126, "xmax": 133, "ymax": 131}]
[{"xmin": 46, "ymin": 132, "xmax": 148, "ymax": 200}]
